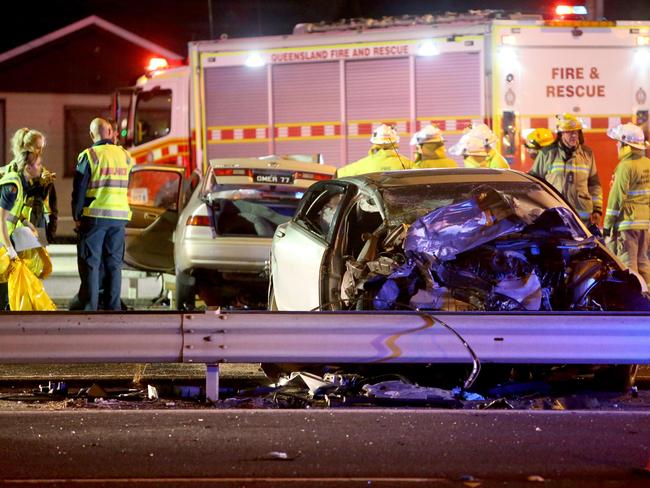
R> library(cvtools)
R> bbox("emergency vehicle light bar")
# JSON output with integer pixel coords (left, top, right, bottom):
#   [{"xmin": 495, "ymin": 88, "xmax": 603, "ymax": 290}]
[{"xmin": 555, "ymin": 5, "xmax": 588, "ymax": 16}]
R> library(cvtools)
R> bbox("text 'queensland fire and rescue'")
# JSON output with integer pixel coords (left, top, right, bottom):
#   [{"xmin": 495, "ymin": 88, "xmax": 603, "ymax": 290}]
[
  {"xmin": 546, "ymin": 66, "xmax": 605, "ymax": 97},
  {"xmin": 270, "ymin": 45, "xmax": 410, "ymax": 63}
]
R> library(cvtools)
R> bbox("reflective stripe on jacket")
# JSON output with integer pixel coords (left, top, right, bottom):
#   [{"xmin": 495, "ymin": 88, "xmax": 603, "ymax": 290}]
[
  {"xmin": 530, "ymin": 143, "xmax": 602, "ymax": 221},
  {"xmin": 80, "ymin": 144, "xmax": 133, "ymax": 221},
  {"xmin": 336, "ymin": 147, "xmax": 412, "ymax": 177},
  {"xmin": 0, "ymin": 170, "xmax": 25, "ymax": 234},
  {"xmin": 604, "ymin": 151, "xmax": 650, "ymax": 232}
]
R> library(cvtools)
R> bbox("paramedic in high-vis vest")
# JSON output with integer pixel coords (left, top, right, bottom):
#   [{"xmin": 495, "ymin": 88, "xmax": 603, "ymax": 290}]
[
  {"xmin": 336, "ymin": 124, "xmax": 412, "ymax": 177},
  {"xmin": 603, "ymin": 122, "xmax": 650, "ymax": 286},
  {"xmin": 410, "ymin": 124, "xmax": 457, "ymax": 168},
  {"xmin": 530, "ymin": 113, "xmax": 603, "ymax": 227},
  {"xmin": 0, "ymin": 146, "xmax": 42, "ymax": 310},
  {"xmin": 71, "ymin": 118, "xmax": 133, "ymax": 311}
]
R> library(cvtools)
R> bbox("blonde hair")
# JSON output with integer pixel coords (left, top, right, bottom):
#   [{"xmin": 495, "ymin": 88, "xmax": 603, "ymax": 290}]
[
  {"xmin": 11, "ymin": 127, "xmax": 45, "ymax": 158},
  {"xmin": 10, "ymin": 128, "xmax": 44, "ymax": 172}
]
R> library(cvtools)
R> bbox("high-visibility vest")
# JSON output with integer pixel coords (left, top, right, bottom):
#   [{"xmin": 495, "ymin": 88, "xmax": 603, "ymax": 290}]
[
  {"xmin": 80, "ymin": 144, "xmax": 133, "ymax": 221},
  {"xmin": 0, "ymin": 170, "xmax": 25, "ymax": 234}
]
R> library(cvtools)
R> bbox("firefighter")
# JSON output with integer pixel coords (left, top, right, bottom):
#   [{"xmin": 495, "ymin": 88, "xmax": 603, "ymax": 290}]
[
  {"xmin": 451, "ymin": 123, "xmax": 509, "ymax": 169},
  {"xmin": 0, "ymin": 148, "xmax": 42, "ymax": 310},
  {"xmin": 530, "ymin": 113, "xmax": 602, "ymax": 227},
  {"xmin": 602, "ymin": 122, "xmax": 650, "ymax": 285},
  {"xmin": 522, "ymin": 128, "xmax": 555, "ymax": 161},
  {"xmin": 410, "ymin": 124, "xmax": 457, "ymax": 168},
  {"xmin": 336, "ymin": 124, "xmax": 412, "ymax": 177},
  {"xmin": 71, "ymin": 118, "xmax": 133, "ymax": 311}
]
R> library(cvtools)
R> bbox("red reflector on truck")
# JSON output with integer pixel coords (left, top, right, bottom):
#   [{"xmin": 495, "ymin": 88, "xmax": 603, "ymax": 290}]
[{"xmin": 186, "ymin": 215, "xmax": 211, "ymax": 226}]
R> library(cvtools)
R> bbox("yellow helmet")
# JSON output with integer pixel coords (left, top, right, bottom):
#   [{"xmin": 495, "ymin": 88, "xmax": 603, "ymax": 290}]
[
  {"xmin": 556, "ymin": 113, "xmax": 583, "ymax": 132},
  {"xmin": 522, "ymin": 128, "xmax": 555, "ymax": 149}
]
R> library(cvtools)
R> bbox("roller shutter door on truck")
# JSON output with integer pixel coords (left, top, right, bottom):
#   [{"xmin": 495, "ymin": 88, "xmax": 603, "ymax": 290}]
[
  {"xmin": 415, "ymin": 52, "xmax": 483, "ymax": 166},
  {"xmin": 272, "ymin": 62, "xmax": 341, "ymax": 165},
  {"xmin": 204, "ymin": 66, "xmax": 269, "ymax": 159},
  {"xmin": 345, "ymin": 58, "xmax": 410, "ymax": 163}
]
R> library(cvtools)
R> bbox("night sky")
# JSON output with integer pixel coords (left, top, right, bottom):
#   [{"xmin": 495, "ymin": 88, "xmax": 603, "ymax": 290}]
[{"xmin": 3, "ymin": 0, "xmax": 650, "ymax": 57}]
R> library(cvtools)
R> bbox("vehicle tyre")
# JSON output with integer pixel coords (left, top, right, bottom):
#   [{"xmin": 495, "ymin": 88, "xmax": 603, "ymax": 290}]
[
  {"xmin": 594, "ymin": 364, "xmax": 638, "ymax": 391},
  {"xmin": 175, "ymin": 270, "xmax": 196, "ymax": 311}
]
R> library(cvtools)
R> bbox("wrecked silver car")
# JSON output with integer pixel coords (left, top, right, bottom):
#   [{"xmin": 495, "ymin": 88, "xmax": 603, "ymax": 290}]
[
  {"xmin": 270, "ymin": 168, "xmax": 650, "ymax": 313},
  {"xmin": 269, "ymin": 168, "xmax": 648, "ymax": 389}
]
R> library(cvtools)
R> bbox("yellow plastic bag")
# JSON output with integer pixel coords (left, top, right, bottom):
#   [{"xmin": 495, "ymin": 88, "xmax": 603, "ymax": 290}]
[
  {"xmin": 8, "ymin": 259, "xmax": 56, "ymax": 311},
  {"xmin": 0, "ymin": 246, "xmax": 10, "ymax": 283},
  {"xmin": 17, "ymin": 247, "xmax": 53, "ymax": 280}
]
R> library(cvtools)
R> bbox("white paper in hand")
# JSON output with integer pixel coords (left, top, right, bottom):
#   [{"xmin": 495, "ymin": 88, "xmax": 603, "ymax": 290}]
[{"xmin": 12, "ymin": 226, "xmax": 42, "ymax": 252}]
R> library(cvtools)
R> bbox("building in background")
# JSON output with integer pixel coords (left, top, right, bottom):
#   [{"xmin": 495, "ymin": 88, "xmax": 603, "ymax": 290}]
[{"xmin": 0, "ymin": 15, "xmax": 183, "ymax": 237}]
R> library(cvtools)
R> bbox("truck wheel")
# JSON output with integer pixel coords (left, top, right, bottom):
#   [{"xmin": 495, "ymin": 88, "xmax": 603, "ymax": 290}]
[
  {"xmin": 594, "ymin": 364, "xmax": 638, "ymax": 391},
  {"xmin": 175, "ymin": 270, "xmax": 196, "ymax": 311}
]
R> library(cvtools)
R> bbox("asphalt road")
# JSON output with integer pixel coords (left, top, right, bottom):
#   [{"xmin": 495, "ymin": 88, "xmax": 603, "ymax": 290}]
[{"xmin": 1, "ymin": 410, "xmax": 649, "ymax": 487}]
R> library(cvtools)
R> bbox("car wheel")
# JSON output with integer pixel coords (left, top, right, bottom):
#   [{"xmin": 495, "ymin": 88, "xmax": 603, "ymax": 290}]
[
  {"xmin": 175, "ymin": 270, "xmax": 196, "ymax": 311},
  {"xmin": 594, "ymin": 364, "xmax": 638, "ymax": 391}
]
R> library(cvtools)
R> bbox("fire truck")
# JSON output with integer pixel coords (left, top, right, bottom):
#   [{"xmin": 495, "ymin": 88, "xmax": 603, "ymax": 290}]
[{"xmin": 113, "ymin": 8, "xmax": 650, "ymax": 187}]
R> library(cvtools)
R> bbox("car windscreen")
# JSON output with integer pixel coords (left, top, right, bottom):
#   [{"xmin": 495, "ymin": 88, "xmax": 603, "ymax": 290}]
[
  {"xmin": 380, "ymin": 180, "xmax": 585, "ymax": 236},
  {"xmin": 203, "ymin": 184, "xmax": 303, "ymax": 237}
]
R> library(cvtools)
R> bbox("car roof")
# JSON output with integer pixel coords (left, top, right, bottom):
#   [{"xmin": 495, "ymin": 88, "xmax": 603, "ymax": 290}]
[{"xmin": 337, "ymin": 168, "xmax": 535, "ymax": 188}]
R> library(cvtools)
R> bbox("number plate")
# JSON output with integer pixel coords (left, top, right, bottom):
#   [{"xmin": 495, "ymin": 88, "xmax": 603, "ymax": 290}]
[{"xmin": 252, "ymin": 172, "xmax": 294, "ymax": 184}]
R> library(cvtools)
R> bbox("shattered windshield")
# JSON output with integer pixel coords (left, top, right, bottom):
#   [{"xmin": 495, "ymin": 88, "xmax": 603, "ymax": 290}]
[{"xmin": 381, "ymin": 180, "xmax": 574, "ymax": 228}]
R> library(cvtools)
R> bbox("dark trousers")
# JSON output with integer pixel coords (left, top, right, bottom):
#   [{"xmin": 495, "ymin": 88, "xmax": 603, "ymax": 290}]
[
  {"xmin": 77, "ymin": 221, "xmax": 126, "ymax": 311},
  {"xmin": 0, "ymin": 281, "xmax": 7, "ymax": 310}
]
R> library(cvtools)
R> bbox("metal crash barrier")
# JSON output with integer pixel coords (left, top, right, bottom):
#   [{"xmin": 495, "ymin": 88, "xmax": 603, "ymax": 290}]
[{"xmin": 1, "ymin": 310, "xmax": 650, "ymax": 401}]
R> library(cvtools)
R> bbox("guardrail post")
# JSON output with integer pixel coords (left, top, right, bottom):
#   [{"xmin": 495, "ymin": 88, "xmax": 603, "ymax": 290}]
[{"xmin": 206, "ymin": 363, "xmax": 220, "ymax": 402}]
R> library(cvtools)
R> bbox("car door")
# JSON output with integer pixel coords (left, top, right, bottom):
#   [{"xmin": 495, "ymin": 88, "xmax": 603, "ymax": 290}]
[
  {"xmin": 125, "ymin": 165, "xmax": 186, "ymax": 273},
  {"xmin": 271, "ymin": 181, "xmax": 350, "ymax": 310}
]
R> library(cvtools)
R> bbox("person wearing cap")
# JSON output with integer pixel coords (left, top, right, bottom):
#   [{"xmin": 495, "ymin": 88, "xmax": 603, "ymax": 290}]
[
  {"xmin": 603, "ymin": 122, "xmax": 650, "ymax": 285},
  {"xmin": 336, "ymin": 124, "xmax": 412, "ymax": 177},
  {"xmin": 410, "ymin": 124, "xmax": 457, "ymax": 169},
  {"xmin": 450, "ymin": 123, "xmax": 509, "ymax": 169},
  {"xmin": 530, "ymin": 113, "xmax": 602, "ymax": 226},
  {"xmin": 522, "ymin": 128, "xmax": 555, "ymax": 161}
]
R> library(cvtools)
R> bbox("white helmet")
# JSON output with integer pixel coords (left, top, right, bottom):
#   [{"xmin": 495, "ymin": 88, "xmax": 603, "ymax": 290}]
[
  {"xmin": 463, "ymin": 135, "xmax": 489, "ymax": 157},
  {"xmin": 410, "ymin": 124, "xmax": 444, "ymax": 145},
  {"xmin": 606, "ymin": 123, "xmax": 649, "ymax": 150},
  {"xmin": 468, "ymin": 123, "xmax": 498, "ymax": 148},
  {"xmin": 448, "ymin": 133, "xmax": 489, "ymax": 157},
  {"xmin": 370, "ymin": 124, "xmax": 399, "ymax": 145}
]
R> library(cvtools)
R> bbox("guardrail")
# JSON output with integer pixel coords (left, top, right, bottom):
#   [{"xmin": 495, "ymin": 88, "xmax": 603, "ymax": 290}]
[{"xmin": 1, "ymin": 310, "xmax": 650, "ymax": 400}]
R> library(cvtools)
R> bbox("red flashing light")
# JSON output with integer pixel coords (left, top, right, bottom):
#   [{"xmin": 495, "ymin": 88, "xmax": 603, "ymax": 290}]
[{"xmin": 146, "ymin": 57, "xmax": 169, "ymax": 72}]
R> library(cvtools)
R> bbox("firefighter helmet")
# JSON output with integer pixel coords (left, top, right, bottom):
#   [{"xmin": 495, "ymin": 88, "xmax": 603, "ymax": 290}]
[
  {"xmin": 410, "ymin": 124, "xmax": 444, "ymax": 145},
  {"xmin": 463, "ymin": 135, "xmax": 489, "ymax": 157},
  {"xmin": 370, "ymin": 124, "xmax": 399, "ymax": 145},
  {"xmin": 522, "ymin": 128, "xmax": 555, "ymax": 150},
  {"xmin": 468, "ymin": 123, "xmax": 498, "ymax": 147},
  {"xmin": 556, "ymin": 113, "xmax": 583, "ymax": 132},
  {"xmin": 606, "ymin": 123, "xmax": 649, "ymax": 150}
]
